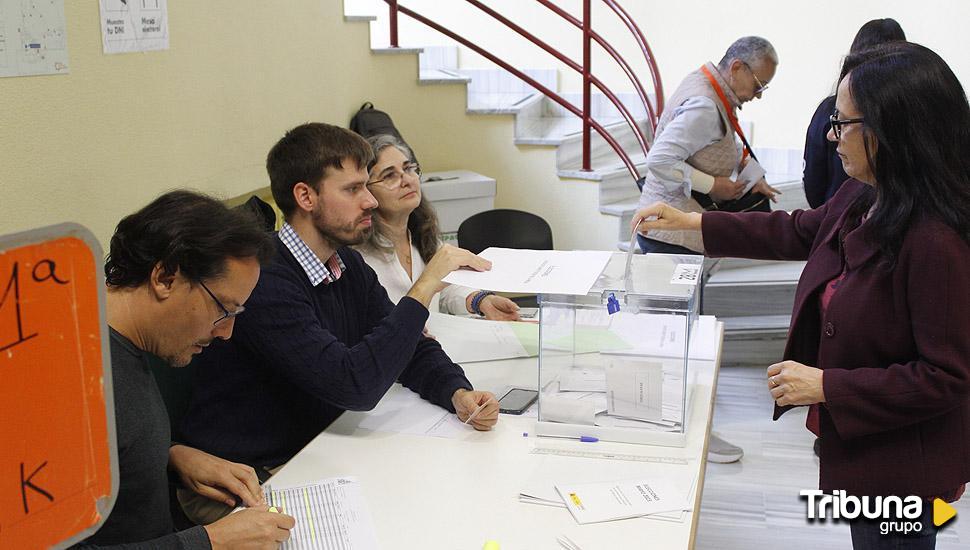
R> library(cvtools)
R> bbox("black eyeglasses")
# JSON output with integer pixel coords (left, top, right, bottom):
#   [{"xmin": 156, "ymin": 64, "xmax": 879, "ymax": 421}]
[
  {"xmin": 366, "ymin": 163, "xmax": 421, "ymax": 190},
  {"xmin": 198, "ymin": 280, "xmax": 245, "ymax": 326},
  {"xmin": 743, "ymin": 62, "xmax": 769, "ymax": 94},
  {"xmin": 829, "ymin": 112, "xmax": 864, "ymax": 139}
]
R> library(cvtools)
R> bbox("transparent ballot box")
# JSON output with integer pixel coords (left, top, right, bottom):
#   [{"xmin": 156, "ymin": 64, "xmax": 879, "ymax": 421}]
[{"xmin": 536, "ymin": 252, "xmax": 703, "ymax": 447}]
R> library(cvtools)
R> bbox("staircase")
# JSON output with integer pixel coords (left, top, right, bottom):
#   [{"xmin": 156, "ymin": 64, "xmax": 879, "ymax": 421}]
[{"xmin": 345, "ymin": 6, "xmax": 810, "ymax": 366}]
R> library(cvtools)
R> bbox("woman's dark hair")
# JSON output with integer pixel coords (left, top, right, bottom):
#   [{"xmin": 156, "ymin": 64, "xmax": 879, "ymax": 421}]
[
  {"xmin": 849, "ymin": 18, "xmax": 906, "ymax": 55},
  {"xmin": 838, "ymin": 41, "xmax": 970, "ymax": 266},
  {"xmin": 105, "ymin": 190, "xmax": 275, "ymax": 287},
  {"xmin": 362, "ymin": 135, "xmax": 442, "ymax": 264}
]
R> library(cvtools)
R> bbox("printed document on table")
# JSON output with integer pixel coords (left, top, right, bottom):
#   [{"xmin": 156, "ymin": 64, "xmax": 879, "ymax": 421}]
[
  {"xmin": 357, "ymin": 388, "xmax": 475, "ymax": 439},
  {"xmin": 264, "ymin": 477, "xmax": 379, "ymax": 550},
  {"xmin": 556, "ymin": 477, "xmax": 689, "ymax": 524},
  {"xmin": 425, "ymin": 313, "xmax": 537, "ymax": 363},
  {"xmin": 442, "ymin": 248, "xmax": 612, "ymax": 295}
]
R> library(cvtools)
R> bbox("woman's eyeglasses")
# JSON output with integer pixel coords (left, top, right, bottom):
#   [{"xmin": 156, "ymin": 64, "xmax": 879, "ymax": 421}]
[
  {"xmin": 366, "ymin": 164, "xmax": 421, "ymax": 190},
  {"xmin": 829, "ymin": 112, "xmax": 865, "ymax": 139}
]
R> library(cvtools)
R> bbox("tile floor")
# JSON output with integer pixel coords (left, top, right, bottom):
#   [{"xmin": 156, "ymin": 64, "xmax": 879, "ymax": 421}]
[{"xmin": 695, "ymin": 365, "xmax": 970, "ymax": 549}]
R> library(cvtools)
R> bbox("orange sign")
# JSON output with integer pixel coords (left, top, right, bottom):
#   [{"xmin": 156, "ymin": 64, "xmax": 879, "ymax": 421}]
[{"xmin": 0, "ymin": 225, "xmax": 116, "ymax": 549}]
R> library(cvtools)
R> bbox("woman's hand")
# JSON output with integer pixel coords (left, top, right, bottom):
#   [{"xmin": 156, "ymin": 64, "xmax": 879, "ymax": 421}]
[
  {"xmin": 630, "ymin": 202, "xmax": 703, "ymax": 236},
  {"xmin": 478, "ymin": 294, "xmax": 520, "ymax": 321},
  {"xmin": 767, "ymin": 361, "xmax": 825, "ymax": 406}
]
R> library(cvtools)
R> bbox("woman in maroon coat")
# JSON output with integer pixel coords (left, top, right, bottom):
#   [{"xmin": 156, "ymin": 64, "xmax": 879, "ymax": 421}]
[{"xmin": 634, "ymin": 42, "xmax": 970, "ymax": 549}]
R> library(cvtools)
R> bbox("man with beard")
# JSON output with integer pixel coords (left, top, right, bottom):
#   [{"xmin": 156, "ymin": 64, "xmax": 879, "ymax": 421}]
[{"xmin": 176, "ymin": 123, "xmax": 500, "ymax": 525}]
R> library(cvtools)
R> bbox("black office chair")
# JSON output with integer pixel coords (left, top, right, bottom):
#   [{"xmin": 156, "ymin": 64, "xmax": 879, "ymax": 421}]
[
  {"xmin": 457, "ymin": 208, "xmax": 553, "ymax": 254},
  {"xmin": 457, "ymin": 209, "xmax": 553, "ymax": 308}
]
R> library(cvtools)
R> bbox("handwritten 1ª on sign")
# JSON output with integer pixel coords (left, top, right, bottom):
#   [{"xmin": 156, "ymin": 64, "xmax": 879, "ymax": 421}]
[{"xmin": 0, "ymin": 226, "xmax": 116, "ymax": 549}]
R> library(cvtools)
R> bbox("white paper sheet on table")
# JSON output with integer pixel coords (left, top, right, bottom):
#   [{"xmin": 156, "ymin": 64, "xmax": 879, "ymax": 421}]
[
  {"xmin": 518, "ymin": 454, "xmax": 697, "ymax": 524},
  {"xmin": 425, "ymin": 313, "xmax": 537, "ymax": 363},
  {"xmin": 263, "ymin": 477, "xmax": 380, "ymax": 550},
  {"xmin": 442, "ymin": 248, "xmax": 612, "ymax": 295},
  {"xmin": 357, "ymin": 389, "xmax": 474, "ymax": 439},
  {"xmin": 557, "ymin": 477, "xmax": 689, "ymax": 524}
]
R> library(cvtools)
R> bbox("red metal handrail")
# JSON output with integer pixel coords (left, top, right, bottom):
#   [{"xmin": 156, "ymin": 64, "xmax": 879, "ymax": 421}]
[
  {"xmin": 383, "ymin": 0, "xmax": 665, "ymax": 181},
  {"xmin": 534, "ymin": 0, "xmax": 658, "ymax": 128},
  {"xmin": 389, "ymin": 2, "xmax": 641, "ymax": 180},
  {"xmin": 462, "ymin": 0, "xmax": 649, "ymax": 165},
  {"xmin": 600, "ymin": 0, "xmax": 665, "ymax": 115}
]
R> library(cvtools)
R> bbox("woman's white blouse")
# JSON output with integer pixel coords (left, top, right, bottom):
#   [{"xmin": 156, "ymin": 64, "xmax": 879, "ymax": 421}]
[{"xmin": 356, "ymin": 238, "xmax": 474, "ymax": 315}]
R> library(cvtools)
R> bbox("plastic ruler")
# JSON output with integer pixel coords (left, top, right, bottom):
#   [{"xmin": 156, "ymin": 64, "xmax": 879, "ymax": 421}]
[{"xmin": 530, "ymin": 446, "xmax": 690, "ymax": 465}]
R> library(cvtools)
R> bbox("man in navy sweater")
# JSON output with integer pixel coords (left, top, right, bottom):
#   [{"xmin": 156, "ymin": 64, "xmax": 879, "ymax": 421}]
[{"xmin": 177, "ymin": 123, "xmax": 500, "ymax": 523}]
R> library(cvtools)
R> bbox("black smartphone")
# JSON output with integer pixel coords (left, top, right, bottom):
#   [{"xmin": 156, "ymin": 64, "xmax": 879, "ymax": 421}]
[{"xmin": 498, "ymin": 388, "xmax": 538, "ymax": 415}]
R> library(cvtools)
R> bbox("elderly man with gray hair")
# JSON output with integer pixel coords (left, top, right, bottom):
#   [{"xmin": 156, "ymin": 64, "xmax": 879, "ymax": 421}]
[
  {"xmin": 635, "ymin": 36, "xmax": 778, "ymax": 464},
  {"xmin": 637, "ymin": 36, "xmax": 780, "ymax": 258}
]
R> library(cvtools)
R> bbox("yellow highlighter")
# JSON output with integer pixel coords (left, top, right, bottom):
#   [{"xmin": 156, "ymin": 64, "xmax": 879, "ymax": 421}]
[
  {"xmin": 268, "ymin": 506, "xmax": 280, "ymax": 513},
  {"xmin": 482, "ymin": 541, "xmax": 500, "ymax": 550}
]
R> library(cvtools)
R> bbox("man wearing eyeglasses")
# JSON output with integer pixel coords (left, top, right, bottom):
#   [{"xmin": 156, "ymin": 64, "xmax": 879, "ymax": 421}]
[
  {"xmin": 81, "ymin": 190, "xmax": 295, "ymax": 548},
  {"xmin": 175, "ymin": 123, "xmax": 500, "ymax": 524},
  {"xmin": 634, "ymin": 36, "xmax": 778, "ymax": 465},
  {"xmin": 637, "ymin": 35, "xmax": 780, "ymax": 257}
]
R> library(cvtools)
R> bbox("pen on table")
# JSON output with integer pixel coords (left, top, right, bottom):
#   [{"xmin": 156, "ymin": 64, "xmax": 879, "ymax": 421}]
[
  {"xmin": 538, "ymin": 434, "xmax": 599, "ymax": 443},
  {"xmin": 463, "ymin": 399, "xmax": 493, "ymax": 425}
]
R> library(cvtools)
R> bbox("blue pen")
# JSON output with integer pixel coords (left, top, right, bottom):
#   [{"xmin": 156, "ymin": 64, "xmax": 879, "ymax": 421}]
[{"xmin": 539, "ymin": 434, "xmax": 599, "ymax": 443}]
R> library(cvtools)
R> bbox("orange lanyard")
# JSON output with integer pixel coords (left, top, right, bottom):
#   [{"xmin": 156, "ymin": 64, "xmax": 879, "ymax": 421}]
[{"xmin": 701, "ymin": 64, "xmax": 750, "ymax": 162}]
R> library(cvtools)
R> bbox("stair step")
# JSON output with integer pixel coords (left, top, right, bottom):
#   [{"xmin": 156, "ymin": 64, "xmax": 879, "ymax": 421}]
[
  {"xmin": 704, "ymin": 262, "xmax": 803, "ymax": 318},
  {"xmin": 344, "ymin": 14, "xmax": 377, "ymax": 22},
  {"xmin": 722, "ymin": 314, "xmax": 791, "ymax": 335},
  {"xmin": 514, "ymin": 115, "xmax": 623, "ymax": 146},
  {"xmin": 466, "ymin": 92, "xmax": 537, "ymax": 114},
  {"xmin": 599, "ymin": 199, "xmax": 639, "ymax": 217},
  {"xmin": 419, "ymin": 68, "xmax": 471, "ymax": 85},
  {"xmin": 371, "ymin": 46, "xmax": 424, "ymax": 55}
]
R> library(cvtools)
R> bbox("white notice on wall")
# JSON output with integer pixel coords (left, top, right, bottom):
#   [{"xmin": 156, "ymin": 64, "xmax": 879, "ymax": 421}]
[
  {"xmin": 99, "ymin": 0, "xmax": 168, "ymax": 54},
  {"xmin": 0, "ymin": 0, "xmax": 69, "ymax": 77}
]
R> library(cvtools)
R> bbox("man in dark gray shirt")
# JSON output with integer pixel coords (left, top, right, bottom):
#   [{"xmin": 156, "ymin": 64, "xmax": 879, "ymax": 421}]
[{"xmin": 76, "ymin": 191, "xmax": 294, "ymax": 549}]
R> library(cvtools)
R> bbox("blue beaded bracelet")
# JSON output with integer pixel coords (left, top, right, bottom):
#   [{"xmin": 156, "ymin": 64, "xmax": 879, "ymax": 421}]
[{"xmin": 470, "ymin": 290, "xmax": 494, "ymax": 316}]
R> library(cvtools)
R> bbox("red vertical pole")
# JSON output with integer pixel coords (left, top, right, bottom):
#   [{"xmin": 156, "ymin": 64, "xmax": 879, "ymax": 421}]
[
  {"xmin": 390, "ymin": 0, "xmax": 399, "ymax": 47},
  {"xmin": 582, "ymin": 0, "xmax": 591, "ymax": 171}
]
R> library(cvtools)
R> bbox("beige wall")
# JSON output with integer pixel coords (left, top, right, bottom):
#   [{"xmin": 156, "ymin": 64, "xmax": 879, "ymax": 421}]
[
  {"xmin": 1, "ymin": 0, "xmax": 617, "ymax": 251},
  {"xmin": 368, "ymin": 0, "xmax": 970, "ymax": 148}
]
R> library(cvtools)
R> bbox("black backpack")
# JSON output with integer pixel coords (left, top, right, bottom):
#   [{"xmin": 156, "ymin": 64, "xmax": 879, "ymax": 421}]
[{"xmin": 349, "ymin": 102, "xmax": 419, "ymax": 165}]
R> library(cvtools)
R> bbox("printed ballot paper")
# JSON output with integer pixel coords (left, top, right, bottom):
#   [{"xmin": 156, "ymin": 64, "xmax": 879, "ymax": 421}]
[
  {"xmin": 442, "ymin": 248, "xmax": 612, "ymax": 295},
  {"xmin": 556, "ymin": 477, "xmax": 688, "ymax": 524}
]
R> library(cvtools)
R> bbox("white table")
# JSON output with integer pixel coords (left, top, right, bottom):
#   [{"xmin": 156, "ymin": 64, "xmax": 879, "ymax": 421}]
[{"xmin": 269, "ymin": 323, "xmax": 724, "ymax": 550}]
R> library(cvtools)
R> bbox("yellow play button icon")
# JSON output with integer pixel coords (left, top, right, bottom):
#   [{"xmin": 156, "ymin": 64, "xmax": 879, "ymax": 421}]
[{"xmin": 934, "ymin": 498, "xmax": 957, "ymax": 527}]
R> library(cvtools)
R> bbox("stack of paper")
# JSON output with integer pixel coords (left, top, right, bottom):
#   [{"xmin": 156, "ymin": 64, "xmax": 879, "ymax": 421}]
[{"xmin": 518, "ymin": 454, "xmax": 697, "ymax": 524}]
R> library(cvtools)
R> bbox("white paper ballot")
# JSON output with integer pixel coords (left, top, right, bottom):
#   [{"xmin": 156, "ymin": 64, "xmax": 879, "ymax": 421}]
[
  {"xmin": 442, "ymin": 248, "xmax": 612, "ymax": 295},
  {"xmin": 556, "ymin": 477, "xmax": 688, "ymax": 524},
  {"xmin": 605, "ymin": 359, "xmax": 664, "ymax": 422},
  {"xmin": 737, "ymin": 158, "xmax": 766, "ymax": 194}
]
